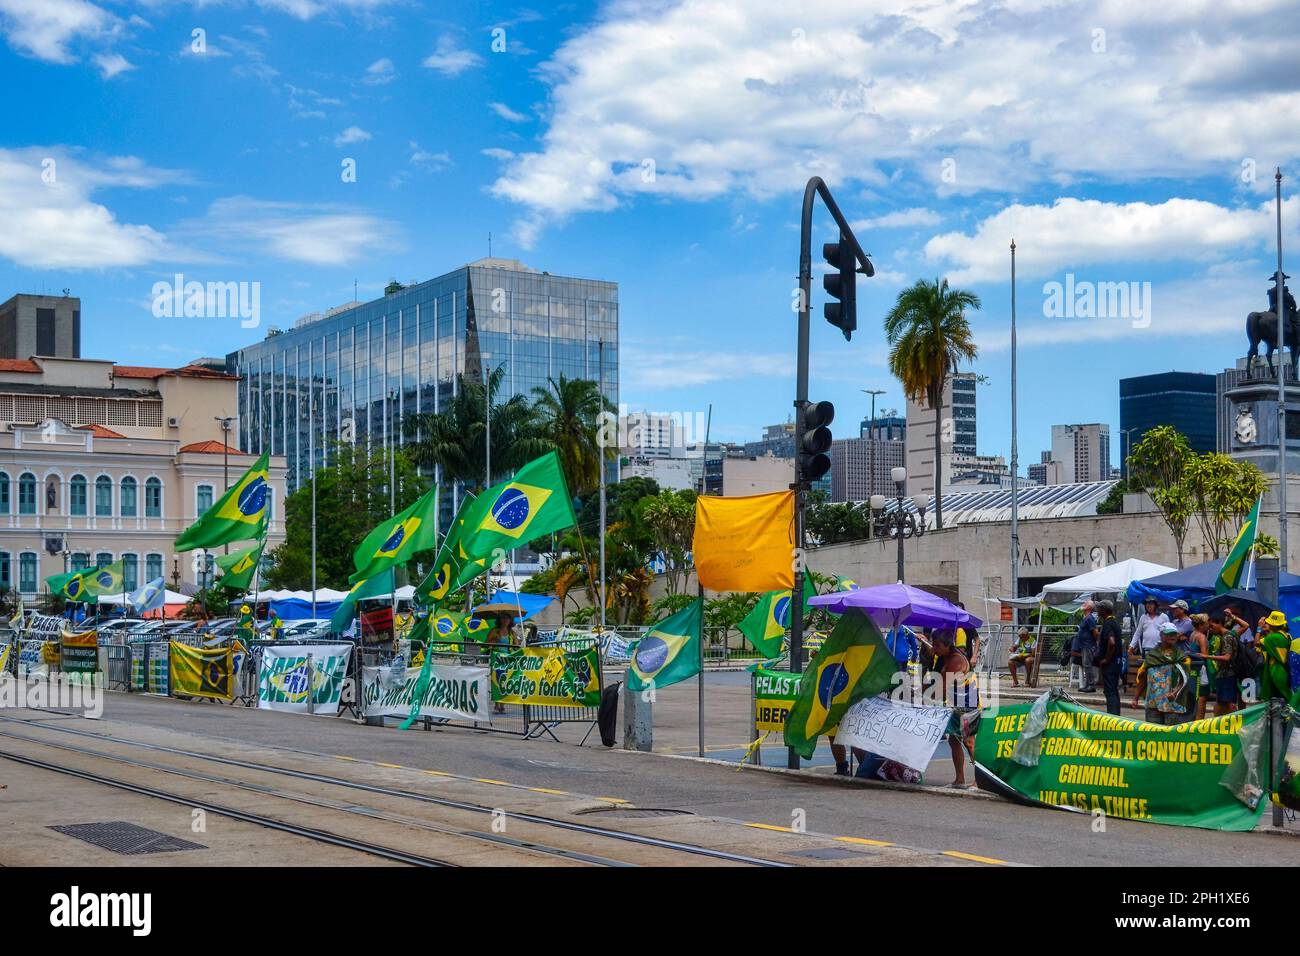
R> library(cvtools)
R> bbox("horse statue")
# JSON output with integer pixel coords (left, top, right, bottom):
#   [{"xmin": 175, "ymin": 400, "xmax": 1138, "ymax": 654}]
[{"xmin": 1245, "ymin": 279, "xmax": 1300, "ymax": 374}]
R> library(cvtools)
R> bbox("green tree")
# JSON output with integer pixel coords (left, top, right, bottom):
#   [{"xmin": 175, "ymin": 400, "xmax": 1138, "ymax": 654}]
[
  {"xmin": 1183, "ymin": 454, "xmax": 1267, "ymax": 558},
  {"xmin": 806, "ymin": 500, "xmax": 872, "ymax": 545},
  {"xmin": 639, "ymin": 489, "xmax": 697, "ymax": 595},
  {"xmin": 884, "ymin": 278, "xmax": 980, "ymax": 530},
  {"xmin": 402, "ymin": 366, "xmax": 548, "ymax": 494},
  {"xmin": 531, "ymin": 375, "xmax": 614, "ymax": 497},
  {"xmin": 1095, "ymin": 478, "xmax": 1131, "ymax": 515},
  {"xmin": 1128, "ymin": 426, "xmax": 1194, "ymax": 567},
  {"xmin": 264, "ymin": 444, "xmax": 429, "ymax": 590}
]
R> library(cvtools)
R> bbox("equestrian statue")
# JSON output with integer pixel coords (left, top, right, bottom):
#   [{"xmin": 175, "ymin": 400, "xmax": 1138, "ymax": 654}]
[{"xmin": 1245, "ymin": 275, "xmax": 1300, "ymax": 373}]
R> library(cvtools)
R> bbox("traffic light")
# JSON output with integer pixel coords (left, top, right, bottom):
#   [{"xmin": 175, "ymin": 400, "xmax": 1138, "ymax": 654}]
[
  {"xmin": 799, "ymin": 400, "xmax": 835, "ymax": 482},
  {"xmin": 823, "ymin": 236, "xmax": 857, "ymax": 340}
]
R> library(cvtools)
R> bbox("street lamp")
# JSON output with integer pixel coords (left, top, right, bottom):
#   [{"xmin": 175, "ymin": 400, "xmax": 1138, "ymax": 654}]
[
  {"xmin": 861, "ymin": 388, "xmax": 886, "ymax": 500},
  {"xmin": 870, "ymin": 466, "xmax": 929, "ymax": 583},
  {"xmin": 215, "ymin": 416, "xmax": 234, "ymax": 556},
  {"xmin": 1120, "ymin": 426, "xmax": 1142, "ymax": 483}
]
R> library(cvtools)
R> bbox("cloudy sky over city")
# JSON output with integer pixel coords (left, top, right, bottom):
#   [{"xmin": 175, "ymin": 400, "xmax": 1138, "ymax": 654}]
[{"xmin": 1, "ymin": 0, "xmax": 1298, "ymax": 464}]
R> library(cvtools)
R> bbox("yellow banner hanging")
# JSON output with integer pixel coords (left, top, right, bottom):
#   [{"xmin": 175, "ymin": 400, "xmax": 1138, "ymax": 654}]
[
  {"xmin": 168, "ymin": 642, "xmax": 235, "ymax": 701},
  {"xmin": 693, "ymin": 491, "xmax": 794, "ymax": 591}
]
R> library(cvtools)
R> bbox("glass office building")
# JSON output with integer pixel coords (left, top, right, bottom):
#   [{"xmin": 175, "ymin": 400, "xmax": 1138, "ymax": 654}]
[
  {"xmin": 226, "ymin": 258, "xmax": 618, "ymax": 510},
  {"xmin": 1119, "ymin": 371, "xmax": 1215, "ymax": 456}
]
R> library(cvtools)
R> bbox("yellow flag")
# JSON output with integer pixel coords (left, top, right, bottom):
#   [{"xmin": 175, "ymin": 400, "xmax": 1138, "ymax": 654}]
[{"xmin": 693, "ymin": 491, "xmax": 795, "ymax": 592}]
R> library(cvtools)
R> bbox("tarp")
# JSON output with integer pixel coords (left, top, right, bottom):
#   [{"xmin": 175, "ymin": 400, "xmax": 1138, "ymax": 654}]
[
  {"xmin": 809, "ymin": 582, "xmax": 982, "ymax": 628},
  {"xmin": 1126, "ymin": 558, "xmax": 1300, "ymax": 626},
  {"xmin": 269, "ymin": 597, "xmax": 342, "ymax": 621},
  {"xmin": 1039, "ymin": 558, "xmax": 1175, "ymax": 605},
  {"xmin": 486, "ymin": 589, "xmax": 553, "ymax": 621}
]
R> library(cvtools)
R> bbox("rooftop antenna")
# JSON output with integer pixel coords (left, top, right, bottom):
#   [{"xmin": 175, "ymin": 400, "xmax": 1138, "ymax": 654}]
[
  {"xmin": 488, "ymin": 232, "xmax": 493, "ymax": 258},
  {"xmin": 354, "ymin": 278, "xmax": 357, "ymax": 302}
]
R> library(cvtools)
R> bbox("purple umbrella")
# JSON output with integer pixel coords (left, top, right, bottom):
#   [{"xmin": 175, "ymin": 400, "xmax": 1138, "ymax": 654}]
[{"xmin": 809, "ymin": 582, "xmax": 981, "ymax": 629}]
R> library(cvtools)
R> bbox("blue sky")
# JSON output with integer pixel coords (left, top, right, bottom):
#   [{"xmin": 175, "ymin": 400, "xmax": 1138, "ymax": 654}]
[{"xmin": 1, "ymin": 0, "xmax": 1298, "ymax": 469}]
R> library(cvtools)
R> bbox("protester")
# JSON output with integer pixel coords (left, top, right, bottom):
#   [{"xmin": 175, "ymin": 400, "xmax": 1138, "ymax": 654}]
[
  {"xmin": 1133, "ymin": 622, "xmax": 1192, "ymax": 724},
  {"xmin": 1259, "ymin": 610, "xmax": 1292, "ymax": 702},
  {"xmin": 1007, "ymin": 627, "xmax": 1036, "ymax": 687},
  {"xmin": 1129, "ymin": 597, "xmax": 1168, "ymax": 658},
  {"xmin": 917, "ymin": 628, "xmax": 978, "ymax": 789},
  {"xmin": 1205, "ymin": 613, "xmax": 1241, "ymax": 715},
  {"xmin": 955, "ymin": 602, "xmax": 979, "ymax": 668},
  {"xmin": 1094, "ymin": 601, "xmax": 1123, "ymax": 715},
  {"xmin": 1168, "ymin": 599, "xmax": 1194, "ymax": 642},
  {"xmin": 1188, "ymin": 613, "xmax": 1211, "ymax": 719},
  {"xmin": 486, "ymin": 613, "xmax": 517, "ymax": 714},
  {"xmin": 1072, "ymin": 601, "xmax": 1099, "ymax": 692}
]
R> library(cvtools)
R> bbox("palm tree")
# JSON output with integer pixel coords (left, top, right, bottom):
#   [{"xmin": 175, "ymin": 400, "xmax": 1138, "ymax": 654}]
[
  {"xmin": 530, "ymin": 375, "xmax": 615, "ymax": 497},
  {"xmin": 884, "ymin": 278, "xmax": 980, "ymax": 529},
  {"xmin": 403, "ymin": 366, "xmax": 549, "ymax": 494}
]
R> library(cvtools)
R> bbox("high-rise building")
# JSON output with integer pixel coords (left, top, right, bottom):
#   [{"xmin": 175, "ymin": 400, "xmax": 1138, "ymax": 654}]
[
  {"xmin": 905, "ymin": 371, "xmax": 978, "ymax": 495},
  {"xmin": 1050, "ymin": 423, "xmax": 1111, "ymax": 484},
  {"xmin": 861, "ymin": 414, "xmax": 906, "ymax": 441},
  {"xmin": 743, "ymin": 421, "xmax": 795, "ymax": 458},
  {"xmin": 0, "ymin": 293, "xmax": 82, "ymax": 359},
  {"xmin": 620, "ymin": 410, "xmax": 700, "ymax": 458},
  {"xmin": 830, "ymin": 436, "xmax": 905, "ymax": 502},
  {"xmin": 227, "ymin": 259, "xmax": 618, "ymax": 513},
  {"xmin": 1120, "ymin": 371, "xmax": 1215, "ymax": 456}
]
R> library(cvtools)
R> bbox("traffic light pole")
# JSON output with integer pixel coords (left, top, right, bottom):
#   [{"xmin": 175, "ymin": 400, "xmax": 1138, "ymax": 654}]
[{"xmin": 789, "ymin": 177, "xmax": 873, "ymax": 770}]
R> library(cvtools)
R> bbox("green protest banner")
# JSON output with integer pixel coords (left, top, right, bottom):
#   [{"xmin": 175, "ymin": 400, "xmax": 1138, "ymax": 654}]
[
  {"xmin": 491, "ymin": 644, "xmax": 600, "ymax": 708},
  {"xmin": 975, "ymin": 698, "xmax": 1272, "ymax": 831},
  {"xmin": 753, "ymin": 667, "xmax": 801, "ymax": 732}
]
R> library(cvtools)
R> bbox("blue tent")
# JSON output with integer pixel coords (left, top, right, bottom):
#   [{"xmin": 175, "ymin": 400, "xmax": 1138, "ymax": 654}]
[
  {"xmin": 269, "ymin": 597, "xmax": 342, "ymax": 620},
  {"xmin": 484, "ymin": 589, "xmax": 553, "ymax": 621},
  {"xmin": 1126, "ymin": 558, "xmax": 1300, "ymax": 623}
]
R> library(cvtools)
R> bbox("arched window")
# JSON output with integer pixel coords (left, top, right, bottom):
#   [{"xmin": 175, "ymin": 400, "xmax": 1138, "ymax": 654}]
[
  {"xmin": 0, "ymin": 472, "xmax": 9, "ymax": 514},
  {"xmin": 145, "ymin": 477, "xmax": 162, "ymax": 518},
  {"xmin": 95, "ymin": 552, "xmax": 112, "ymax": 569},
  {"xmin": 121, "ymin": 477, "xmax": 138, "ymax": 517},
  {"xmin": 0, "ymin": 552, "xmax": 10, "ymax": 590},
  {"xmin": 196, "ymin": 484, "xmax": 214, "ymax": 517},
  {"xmin": 18, "ymin": 473, "xmax": 36, "ymax": 515},
  {"xmin": 121, "ymin": 553, "xmax": 139, "ymax": 592},
  {"xmin": 71, "ymin": 552, "xmax": 90, "ymax": 571},
  {"xmin": 18, "ymin": 552, "xmax": 37, "ymax": 593},
  {"xmin": 95, "ymin": 475, "xmax": 113, "ymax": 516},
  {"xmin": 70, "ymin": 475, "xmax": 87, "ymax": 516},
  {"xmin": 145, "ymin": 553, "xmax": 163, "ymax": 582}
]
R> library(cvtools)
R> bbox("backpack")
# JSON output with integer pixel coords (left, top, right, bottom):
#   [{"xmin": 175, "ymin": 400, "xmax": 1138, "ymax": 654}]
[{"xmin": 1233, "ymin": 638, "xmax": 1262, "ymax": 679}]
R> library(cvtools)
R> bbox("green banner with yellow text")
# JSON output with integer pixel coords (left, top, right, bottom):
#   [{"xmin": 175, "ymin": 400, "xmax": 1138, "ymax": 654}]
[
  {"xmin": 491, "ymin": 644, "xmax": 600, "ymax": 708},
  {"xmin": 753, "ymin": 667, "xmax": 802, "ymax": 732}
]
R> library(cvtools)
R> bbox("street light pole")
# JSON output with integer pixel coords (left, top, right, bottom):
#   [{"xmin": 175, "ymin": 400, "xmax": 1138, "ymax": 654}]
[
  {"xmin": 1010, "ymin": 240, "xmax": 1019, "ymax": 602},
  {"xmin": 215, "ymin": 416, "xmax": 233, "ymax": 555},
  {"xmin": 870, "ymin": 466, "xmax": 928, "ymax": 584},
  {"xmin": 1275, "ymin": 168, "xmax": 1288, "ymax": 572},
  {"xmin": 862, "ymin": 388, "xmax": 885, "ymax": 501}
]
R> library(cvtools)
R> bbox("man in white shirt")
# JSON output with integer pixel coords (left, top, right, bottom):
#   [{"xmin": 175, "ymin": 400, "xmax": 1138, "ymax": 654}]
[{"xmin": 1129, "ymin": 596, "xmax": 1168, "ymax": 654}]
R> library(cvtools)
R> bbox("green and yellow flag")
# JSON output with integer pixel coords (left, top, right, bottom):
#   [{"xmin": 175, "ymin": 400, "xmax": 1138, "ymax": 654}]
[
  {"xmin": 175, "ymin": 451, "xmax": 270, "ymax": 552},
  {"xmin": 451, "ymin": 451, "xmax": 576, "ymax": 590},
  {"xmin": 1216, "ymin": 496, "xmax": 1262, "ymax": 595},
  {"xmin": 45, "ymin": 570, "xmax": 77, "ymax": 598},
  {"xmin": 349, "ymin": 484, "xmax": 440, "ymax": 585},
  {"xmin": 329, "ymin": 571, "xmax": 394, "ymax": 633},
  {"xmin": 216, "ymin": 541, "xmax": 264, "ymax": 592},
  {"xmin": 737, "ymin": 577, "xmax": 815, "ymax": 658},
  {"xmin": 783, "ymin": 610, "xmax": 900, "ymax": 759},
  {"xmin": 60, "ymin": 560, "xmax": 125, "ymax": 602},
  {"xmin": 627, "ymin": 598, "xmax": 703, "ymax": 692}
]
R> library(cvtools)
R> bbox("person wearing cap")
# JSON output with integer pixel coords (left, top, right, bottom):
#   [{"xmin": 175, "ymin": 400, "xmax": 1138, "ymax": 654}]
[
  {"xmin": 1133, "ymin": 622, "xmax": 1192, "ymax": 724},
  {"xmin": 1259, "ymin": 609, "xmax": 1291, "ymax": 702},
  {"xmin": 1094, "ymin": 600, "xmax": 1124, "ymax": 715},
  {"xmin": 1168, "ymin": 599, "xmax": 1194, "ymax": 643}
]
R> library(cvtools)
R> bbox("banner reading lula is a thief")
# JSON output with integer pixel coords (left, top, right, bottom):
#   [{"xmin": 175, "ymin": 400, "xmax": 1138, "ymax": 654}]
[
  {"xmin": 362, "ymin": 663, "xmax": 489, "ymax": 722},
  {"xmin": 975, "ymin": 699, "xmax": 1271, "ymax": 831},
  {"xmin": 258, "ymin": 644, "xmax": 352, "ymax": 716},
  {"xmin": 833, "ymin": 694, "xmax": 952, "ymax": 773},
  {"xmin": 491, "ymin": 645, "xmax": 600, "ymax": 708}
]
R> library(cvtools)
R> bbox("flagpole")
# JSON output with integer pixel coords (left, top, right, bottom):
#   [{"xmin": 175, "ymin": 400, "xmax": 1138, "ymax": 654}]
[
  {"xmin": 698, "ymin": 403, "xmax": 712, "ymax": 759},
  {"xmin": 1274, "ymin": 168, "xmax": 1288, "ymax": 572},
  {"xmin": 311, "ymin": 394, "xmax": 317, "ymax": 619},
  {"xmin": 599, "ymin": 339, "xmax": 607, "ymax": 631},
  {"xmin": 1010, "ymin": 239, "xmax": 1020, "ymax": 607}
]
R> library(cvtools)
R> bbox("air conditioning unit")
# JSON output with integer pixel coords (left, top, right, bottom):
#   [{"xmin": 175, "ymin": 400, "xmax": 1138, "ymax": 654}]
[{"xmin": 167, "ymin": 416, "xmax": 181, "ymax": 428}]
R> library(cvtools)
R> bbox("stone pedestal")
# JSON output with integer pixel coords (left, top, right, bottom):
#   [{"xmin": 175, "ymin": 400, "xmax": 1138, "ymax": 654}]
[{"xmin": 1223, "ymin": 367, "xmax": 1300, "ymax": 475}]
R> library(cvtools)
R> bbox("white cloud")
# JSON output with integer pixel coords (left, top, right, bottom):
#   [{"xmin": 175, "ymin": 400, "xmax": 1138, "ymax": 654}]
[
  {"xmin": 491, "ymin": 0, "xmax": 1300, "ymax": 243},
  {"xmin": 0, "ymin": 0, "xmax": 113, "ymax": 63},
  {"xmin": 924, "ymin": 196, "xmax": 1299, "ymax": 284},
  {"xmin": 422, "ymin": 34, "xmax": 482, "ymax": 76},
  {"xmin": 408, "ymin": 141, "xmax": 450, "ymax": 170},
  {"xmin": 93, "ymin": 51, "xmax": 132, "ymax": 78},
  {"xmin": 364, "ymin": 56, "xmax": 395, "ymax": 84},
  {"xmin": 0, "ymin": 147, "xmax": 180, "ymax": 268},
  {"xmin": 853, "ymin": 207, "xmax": 940, "ymax": 230},
  {"xmin": 481, "ymin": 147, "xmax": 515, "ymax": 161},
  {"xmin": 489, "ymin": 101, "xmax": 527, "ymax": 123},
  {"xmin": 333, "ymin": 125, "xmax": 371, "ymax": 147},
  {"xmin": 255, "ymin": 0, "xmax": 398, "ymax": 21},
  {"xmin": 623, "ymin": 343, "xmax": 790, "ymax": 388},
  {"xmin": 193, "ymin": 196, "xmax": 401, "ymax": 266}
]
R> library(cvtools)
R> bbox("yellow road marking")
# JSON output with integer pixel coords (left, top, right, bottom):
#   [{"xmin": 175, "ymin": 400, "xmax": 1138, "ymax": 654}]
[
  {"xmin": 530, "ymin": 787, "xmax": 568, "ymax": 795},
  {"xmin": 836, "ymin": 835, "xmax": 894, "ymax": 847},
  {"xmin": 745, "ymin": 823, "xmax": 791, "ymax": 832},
  {"xmin": 942, "ymin": 850, "xmax": 1007, "ymax": 865},
  {"xmin": 474, "ymin": 777, "xmax": 510, "ymax": 786},
  {"xmin": 597, "ymin": 796, "xmax": 630, "ymax": 804},
  {"xmin": 332, "ymin": 755, "xmax": 357, "ymax": 761},
  {"xmin": 422, "ymin": 770, "xmax": 452, "ymax": 777},
  {"xmin": 376, "ymin": 762, "xmax": 404, "ymax": 769}
]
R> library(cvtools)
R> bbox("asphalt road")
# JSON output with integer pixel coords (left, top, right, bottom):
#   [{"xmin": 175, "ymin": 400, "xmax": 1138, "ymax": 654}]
[{"xmin": 23, "ymin": 679, "xmax": 1294, "ymax": 868}]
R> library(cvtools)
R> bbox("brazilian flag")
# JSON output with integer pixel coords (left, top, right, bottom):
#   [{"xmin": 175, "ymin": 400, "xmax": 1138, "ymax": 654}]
[
  {"xmin": 627, "ymin": 598, "xmax": 702, "ymax": 692},
  {"xmin": 329, "ymin": 571, "xmax": 395, "ymax": 633},
  {"xmin": 45, "ymin": 570, "xmax": 77, "ymax": 598},
  {"xmin": 175, "ymin": 451, "xmax": 270, "ymax": 551},
  {"xmin": 451, "ymin": 451, "xmax": 576, "ymax": 590},
  {"xmin": 835, "ymin": 575, "xmax": 861, "ymax": 591},
  {"xmin": 413, "ymin": 504, "xmax": 488, "ymax": 605},
  {"xmin": 61, "ymin": 560, "xmax": 125, "ymax": 602},
  {"xmin": 215, "ymin": 540, "xmax": 264, "ymax": 592},
  {"xmin": 783, "ymin": 610, "xmax": 900, "ymax": 759},
  {"xmin": 737, "ymin": 577, "xmax": 815, "ymax": 658},
  {"xmin": 1215, "ymin": 496, "xmax": 1261, "ymax": 594},
  {"xmin": 350, "ymin": 484, "xmax": 440, "ymax": 585}
]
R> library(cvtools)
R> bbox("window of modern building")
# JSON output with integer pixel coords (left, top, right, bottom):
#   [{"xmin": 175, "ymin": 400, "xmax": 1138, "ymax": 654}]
[
  {"xmin": 18, "ymin": 472, "xmax": 36, "ymax": 514},
  {"xmin": 122, "ymin": 553, "xmax": 139, "ymax": 592},
  {"xmin": 0, "ymin": 472, "xmax": 8, "ymax": 514},
  {"xmin": 70, "ymin": 474, "xmax": 87, "ymax": 516},
  {"xmin": 95, "ymin": 475, "xmax": 113, "ymax": 516},
  {"xmin": 121, "ymin": 476, "xmax": 138, "ymax": 517},
  {"xmin": 0, "ymin": 552, "xmax": 9, "ymax": 590},
  {"xmin": 145, "ymin": 477, "xmax": 162, "ymax": 517},
  {"xmin": 71, "ymin": 552, "xmax": 90, "ymax": 571},
  {"xmin": 145, "ymin": 553, "xmax": 163, "ymax": 582},
  {"xmin": 19, "ymin": 552, "xmax": 37, "ymax": 593},
  {"xmin": 95, "ymin": 552, "xmax": 112, "ymax": 569},
  {"xmin": 197, "ymin": 483, "xmax": 214, "ymax": 516},
  {"xmin": 36, "ymin": 307, "xmax": 55, "ymax": 355}
]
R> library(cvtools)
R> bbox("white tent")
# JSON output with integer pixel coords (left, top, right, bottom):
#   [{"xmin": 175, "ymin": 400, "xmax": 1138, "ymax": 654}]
[
  {"xmin": 97, "ymin": 589, "xmax": 189, "ymax": 607},
  {"xmin": 1039, "ymin": 558, "xmax": 1176, "ymax": 606}
]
